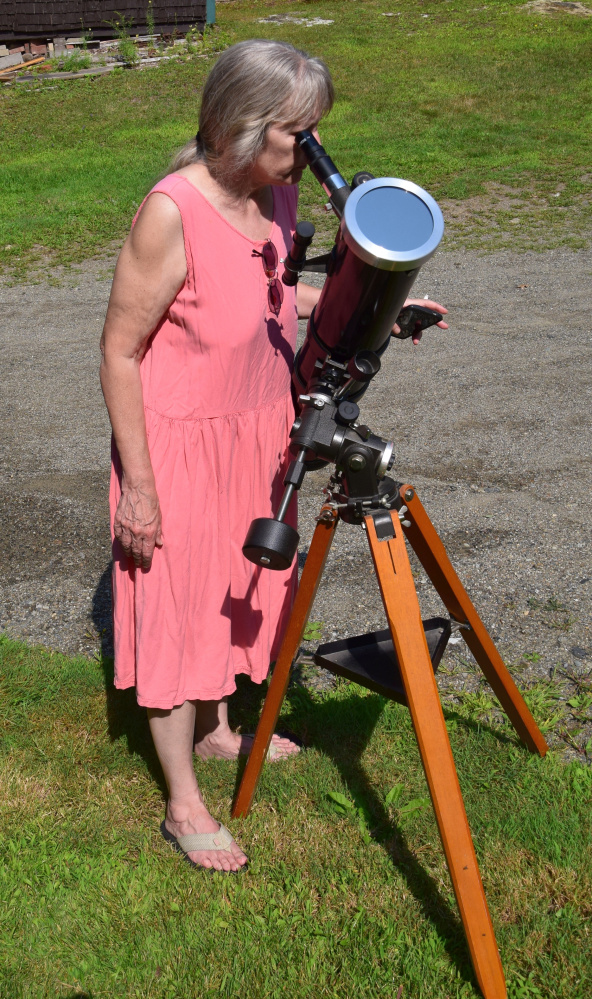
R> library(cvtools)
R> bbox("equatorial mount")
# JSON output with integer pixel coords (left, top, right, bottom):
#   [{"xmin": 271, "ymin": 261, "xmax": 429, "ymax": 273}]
[{"xmin": 242, "ymin": 353, "xmax": 400, "ymax": 570}]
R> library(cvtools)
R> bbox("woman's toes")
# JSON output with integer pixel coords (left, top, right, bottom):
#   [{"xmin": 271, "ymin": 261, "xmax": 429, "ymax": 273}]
[
  {"xmin": 186, "ymin": 840, "xmax": 247, "ymax": 871},
  {"xmin": 229, "ymin": 845, "xmax": 247, "ymax": 869},
  {"xmin": 269, "ymin": 734, "xmax": 301, "ymax": 758}
]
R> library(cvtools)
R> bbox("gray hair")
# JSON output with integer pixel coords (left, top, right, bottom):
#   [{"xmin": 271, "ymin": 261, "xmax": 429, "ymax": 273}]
[{"xmin": 170, "ymin": 39, "xmax": 334, "ymax": 179}]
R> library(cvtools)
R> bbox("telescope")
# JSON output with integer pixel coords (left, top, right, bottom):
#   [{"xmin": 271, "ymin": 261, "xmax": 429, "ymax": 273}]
[
  {"xmin": 243, "ymin": 131, "xmax": 445, "ymax": 571},
  {"xmin": 237, "ymin": 136, "xmax": 549, "ymax": 998}
]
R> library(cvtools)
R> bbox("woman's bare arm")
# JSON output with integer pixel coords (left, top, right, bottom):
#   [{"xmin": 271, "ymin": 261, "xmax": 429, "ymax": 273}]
[
  {"xmin": 100, "ymin": 193, "xmax": 187, "ymax": 568},
  {"xmin": 296, "ymin": 281, "xmax": 322, "ymax": 319}
]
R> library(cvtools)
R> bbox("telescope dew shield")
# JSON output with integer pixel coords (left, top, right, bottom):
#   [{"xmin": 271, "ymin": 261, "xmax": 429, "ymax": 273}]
[{"xmin": 294, "ymin": 178, "xmax": 444, "ymax": 401}]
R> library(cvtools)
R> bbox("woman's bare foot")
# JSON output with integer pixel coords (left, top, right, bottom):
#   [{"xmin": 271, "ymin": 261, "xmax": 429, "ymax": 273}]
[
  {"xmin": 193, "ymin": 729, "xmax": 300, "ymax": 761},
  {"xmin": 165, "ymin": 792, "xmax": 248, "ymax": 872},
  {"xmin": 192, "ymin": 698, "xmax": 301, "ymax": 761}
]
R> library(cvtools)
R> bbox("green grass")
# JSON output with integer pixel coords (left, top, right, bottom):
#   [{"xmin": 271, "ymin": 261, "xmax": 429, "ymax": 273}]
[
  {"xmin": 1, "ymin": 633, "xmax": 591, "ymax": 998},
  {"xmin": 0, "ymin": 0, "xmax": 591, "ymax": 278}
]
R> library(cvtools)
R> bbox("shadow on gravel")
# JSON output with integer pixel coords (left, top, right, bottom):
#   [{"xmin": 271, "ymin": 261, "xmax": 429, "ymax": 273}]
[{"xmin": 91, "ymin": 564, "xmax": 114, "ymax": 660}]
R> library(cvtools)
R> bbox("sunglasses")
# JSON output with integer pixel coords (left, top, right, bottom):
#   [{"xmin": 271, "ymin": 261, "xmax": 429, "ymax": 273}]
[{"xmin": 253, "ymin": 240, "xmax": 284, "ymax": 317}]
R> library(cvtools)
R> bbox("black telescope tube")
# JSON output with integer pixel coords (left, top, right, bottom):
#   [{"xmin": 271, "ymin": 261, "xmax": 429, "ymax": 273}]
[{"xmin": 295, "ymin": 130, "xmax": 351, "ymax": 218}]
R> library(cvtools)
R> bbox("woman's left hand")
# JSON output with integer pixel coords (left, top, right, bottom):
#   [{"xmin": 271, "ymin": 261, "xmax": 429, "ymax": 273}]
[{"xmin": 394, "ymin": 298, "xmax": 449, "ymax": 345}]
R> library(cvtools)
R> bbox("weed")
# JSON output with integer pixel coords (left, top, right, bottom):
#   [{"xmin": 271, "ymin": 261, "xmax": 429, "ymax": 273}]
[
  {"xmin": 303, "ymin": 621, "xmax": 323, "ymax": 642},
  {"xmin": 80, "ymin": 25, "xmax": 93, "ymax": 51},
  {"xmin": 106, "ymin": 11, "xmax": 140, "ymax": 66},
  {"xmin": 455, "ymin": 689, "xmax": 500, "ymax": 725},
  {"xmin": 327, "ymin": 790, "xmax": 373, "ymax": 843},
  {"xmin": 57, "ymin": 50, "xmax": 92, "ymax": 73},
  {"xmin": 385, "ymin": 785, "xmax": 430, "ymax": 821},
  {"xmin": 567, "ymin": 691, "xmax": 592, "ymax": 720},
  {"xmin": 524, "ymin": 681, "xmax": 567, "ymax": 733},
  {"xmin": 185, "ymin": 23, "xmax": 231, "ymax": 56},
  {"xmin": 146, "ymin": 0, "xmax": 156, "ymax": 39},
  {"xmin": 527, "ymin": 596, "xmax": 575, "ymax": 631},
  {"xmin": 508, "ymin": 972, "xmax": 543, "ymax": 998}
]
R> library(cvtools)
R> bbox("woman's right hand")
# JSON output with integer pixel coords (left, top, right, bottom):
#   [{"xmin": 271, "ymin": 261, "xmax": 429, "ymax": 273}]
[
  {"xmin": 101, "ymin": 191, "xmax": 185, "ymax": 572},
  {"xmin": 114, "ymin": 483, "xmax": 163, "ymax": 569}
]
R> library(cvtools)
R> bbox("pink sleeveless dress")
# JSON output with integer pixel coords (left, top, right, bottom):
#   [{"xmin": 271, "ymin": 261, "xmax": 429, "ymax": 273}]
[{"xmin": 109, "ymin": 174, "xmax": 299, "ymax": 708}]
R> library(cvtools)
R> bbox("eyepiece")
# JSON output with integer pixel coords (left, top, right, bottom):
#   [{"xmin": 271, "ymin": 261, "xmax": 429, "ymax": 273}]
[{"xmin": 295, "ymin": 130, "xmax": 351, "ymax": 217}]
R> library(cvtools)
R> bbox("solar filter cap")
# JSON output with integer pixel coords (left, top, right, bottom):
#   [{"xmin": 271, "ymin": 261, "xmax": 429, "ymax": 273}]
[{"xmin": 342, "ymin": 178, "xmax": 444, "ymax": 272}]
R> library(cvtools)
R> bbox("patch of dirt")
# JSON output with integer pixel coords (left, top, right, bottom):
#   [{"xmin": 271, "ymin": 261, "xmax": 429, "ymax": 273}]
[
  {"xmin": 439, "ymin": 183, "xmax": 591, "ymax": 251},
  {"xmin": 521, "ymin": 0, "xmax": 592, "ymax": 15}
]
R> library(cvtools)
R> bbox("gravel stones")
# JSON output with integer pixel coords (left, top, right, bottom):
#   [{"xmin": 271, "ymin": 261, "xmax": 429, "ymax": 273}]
[{"xmin": 1, "ymin": 246, "xmax": 591, "ymax": 758}]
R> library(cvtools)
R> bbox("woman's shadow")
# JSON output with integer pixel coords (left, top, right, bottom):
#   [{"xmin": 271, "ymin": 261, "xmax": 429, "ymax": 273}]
[{"xmin": 91, "ymin": 564, "xmax": 166, "ymax": 795}]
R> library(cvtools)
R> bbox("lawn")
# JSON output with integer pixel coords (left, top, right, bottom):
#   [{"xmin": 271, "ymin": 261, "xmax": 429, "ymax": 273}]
[
  {"xmin": 0, "ymin": 0, "xmax": 591, "ymax": 279},
  {"xmin": 2, "ymin": 3, "xmax": 591, "ymax": 997},
  {"xmin": 1, "ymin": 634, "xmax": 591, "ymax": 998}
]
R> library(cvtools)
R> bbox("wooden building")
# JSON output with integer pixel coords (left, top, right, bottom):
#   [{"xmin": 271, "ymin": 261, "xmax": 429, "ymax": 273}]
[{"xmin": 0, "ymin": 2, "xmax": 210, "ymax": 42}]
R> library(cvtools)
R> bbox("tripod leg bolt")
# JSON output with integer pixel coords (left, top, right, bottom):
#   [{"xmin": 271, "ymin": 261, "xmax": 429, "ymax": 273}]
[
  {"xmin": 243, "ymin": 518, "xmax": 300, "ymax": 571},
  {"xmin": 404, "ymin": 488, "xmax": 415, "ymax": 502}
]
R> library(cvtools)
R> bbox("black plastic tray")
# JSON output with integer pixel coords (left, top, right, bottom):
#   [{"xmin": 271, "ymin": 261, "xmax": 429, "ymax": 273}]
[{"xmin": 313, "ymin": 616, "xmax": 451, "ymax": 705}]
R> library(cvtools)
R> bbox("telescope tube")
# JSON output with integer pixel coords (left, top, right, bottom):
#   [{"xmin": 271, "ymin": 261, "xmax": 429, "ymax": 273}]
[{"xmin": 293, "ymin": 174, "xmax": 444, "ymax": 401}]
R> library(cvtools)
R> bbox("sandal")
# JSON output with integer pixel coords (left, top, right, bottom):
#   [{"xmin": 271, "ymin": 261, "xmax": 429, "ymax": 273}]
[
  {"xmin": 160, "ymin": 820, "xmax": 248, "ymax": 873},
  {"xmin": 243, "ymin": 731, "xmax": 304, "ymax": 760}
]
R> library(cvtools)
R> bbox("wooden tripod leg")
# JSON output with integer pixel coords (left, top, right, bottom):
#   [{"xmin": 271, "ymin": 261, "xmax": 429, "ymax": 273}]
[
  {"xmin": 399, "ymin": 485, "xmax": 548, "ymax": 757},
  {"xmin": 366, "ymin": 512, "xmax": 507, "ymax": 999},
  {"xmin": 232, "ymin": 507, "xmax": 338, "ymax": 818}
]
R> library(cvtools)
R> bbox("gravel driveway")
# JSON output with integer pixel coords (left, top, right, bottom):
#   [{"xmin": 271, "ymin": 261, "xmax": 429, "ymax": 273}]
[{"xmin": 1, "ymin": 245, "xmax": 590, "ymax": 757}]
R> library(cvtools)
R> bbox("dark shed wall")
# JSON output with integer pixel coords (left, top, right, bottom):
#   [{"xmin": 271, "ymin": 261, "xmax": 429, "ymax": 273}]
[{"xmin": 0, "ymin": 2, "xmax": 207, "ymax": 40}]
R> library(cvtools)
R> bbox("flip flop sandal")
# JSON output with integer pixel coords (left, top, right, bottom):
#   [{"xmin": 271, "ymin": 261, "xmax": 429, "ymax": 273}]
[
  {"xmin": 244, "ymin": 731, "xmax": 304, "ymax": 760},
  {"xmin": 160, "ymin": 820, "xmax": 248, "ymax": 873}
]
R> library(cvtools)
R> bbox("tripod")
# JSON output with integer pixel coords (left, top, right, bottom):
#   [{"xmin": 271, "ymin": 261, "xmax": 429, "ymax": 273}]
[{"xmin": 233, "ymin": 483, "xmax": 548, "ymax": 999}]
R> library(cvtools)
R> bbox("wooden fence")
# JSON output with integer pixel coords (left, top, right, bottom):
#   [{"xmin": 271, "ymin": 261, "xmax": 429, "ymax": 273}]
[{"xmin": 0, "ymin": 2, "xmax": 209, "ymax": 41}]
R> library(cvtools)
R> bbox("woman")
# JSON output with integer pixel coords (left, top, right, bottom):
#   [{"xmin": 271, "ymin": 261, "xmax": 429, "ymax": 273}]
[{"xmin": 100, "ymin": 39, "xmax": 447, "ymax": 873}]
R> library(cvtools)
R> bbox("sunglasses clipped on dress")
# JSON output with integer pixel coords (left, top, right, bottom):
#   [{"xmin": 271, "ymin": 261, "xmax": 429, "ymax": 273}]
[{"xmin": 253, "ymin": 239, "xmax": 284, "ymax": 317}]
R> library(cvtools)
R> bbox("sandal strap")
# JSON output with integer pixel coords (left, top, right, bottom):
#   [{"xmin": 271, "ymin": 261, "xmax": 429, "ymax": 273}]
[{"xmin": 176, "ymin": 823, "xmax": 233, "ymax": 853}]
